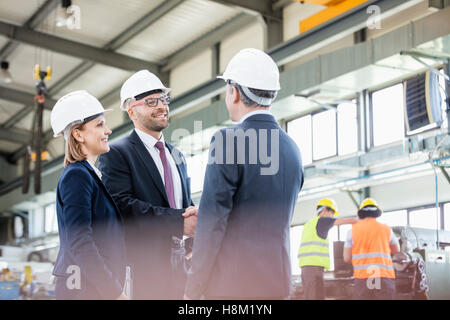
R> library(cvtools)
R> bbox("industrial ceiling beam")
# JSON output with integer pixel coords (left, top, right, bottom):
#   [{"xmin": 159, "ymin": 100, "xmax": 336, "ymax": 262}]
[
  {"xmin": 2, "ymin": 106, "xmax": 33, "ymax": 129},
  {"xmin": 1, "ymin": 0, "xmax": 185, "ymax": 139},
  {"xmin": 0, "ymin": 0, "xmax": 59, "ymax": 60},
  {"xmin": 208, "ymin": 0, "xmax": 280, "ymax": 20},
  {"xmin": 270, "ymin": 0, "xmax": 422, "ymax": 65},
  {"xmin": 45, "ymin": 0, "xmax": 185, "ymax": 98},
  {"xmin": 0, "ymin": 127, "xmax": 32, "ymax": 144},
  {"xmin": 272, "ymin": 0, "xmax": 295, "ymax": 11},
  {"xmin": 0, "ymin": 20, "xmax": 161, "ymax": 73},
  {"xmin": 162, "ymin": 13, "xmax": 257, "ymax": 72},
  {"xmin": 1, "ymin": 0, "xmax": 424, "ymax": 165},
  {"xmin": 0, "ymin": 87, "xmax": 56, "ymax": 110}
]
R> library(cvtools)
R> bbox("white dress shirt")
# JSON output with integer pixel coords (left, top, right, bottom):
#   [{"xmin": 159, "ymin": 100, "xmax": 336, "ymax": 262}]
[
  {"xmin": 134, "ymin": 128, "xmax": 183, "ymax": 209},
  {"xmin": 87, "ymin": 159, "xmax": 102, "ymax": 180}
]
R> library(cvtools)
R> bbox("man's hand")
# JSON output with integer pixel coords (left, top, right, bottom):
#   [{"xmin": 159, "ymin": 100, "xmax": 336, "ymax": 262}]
[
  {"xmin": 116, "ymin": 292, "xmax": 130, "ymax": 300},
  {"xmin": 334, "ymin": 217, "xmax": 359, "ymax": 226},
  {"xmin": 182, "ymin": 206, "xmax": 198, "ymax": 218},
  {"xmin": 184, "ymin": 215, "xmax": 197, "ymax": 238}
]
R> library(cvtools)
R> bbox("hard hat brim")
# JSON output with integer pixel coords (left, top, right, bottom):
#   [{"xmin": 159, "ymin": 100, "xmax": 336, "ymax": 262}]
[{"xmin": 53, "ymin": 109, "xmax": 113, "ymax": 137}]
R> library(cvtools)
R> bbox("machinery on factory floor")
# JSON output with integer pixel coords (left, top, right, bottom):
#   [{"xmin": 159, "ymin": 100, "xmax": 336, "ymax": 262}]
[{"xmin": 292, "ymin": 226, "xmax": 450, "ymax": 300}]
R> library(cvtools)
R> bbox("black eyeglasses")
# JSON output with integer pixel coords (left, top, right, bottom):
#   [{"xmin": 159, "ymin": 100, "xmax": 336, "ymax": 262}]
[{"xmin": 131, "ymin": 94, "xmax": 170, "ymax": 108}]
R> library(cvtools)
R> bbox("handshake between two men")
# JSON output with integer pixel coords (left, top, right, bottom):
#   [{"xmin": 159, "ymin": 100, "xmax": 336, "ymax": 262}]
[{"xmin": 182, "ymin": 206, "xmax": 198, "ymax": 238}]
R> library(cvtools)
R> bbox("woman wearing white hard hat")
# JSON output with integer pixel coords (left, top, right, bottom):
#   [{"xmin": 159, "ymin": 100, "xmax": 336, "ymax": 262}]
[{"xmin": 50, "ymin": 90, "xmax": 128, "ymax": 300}]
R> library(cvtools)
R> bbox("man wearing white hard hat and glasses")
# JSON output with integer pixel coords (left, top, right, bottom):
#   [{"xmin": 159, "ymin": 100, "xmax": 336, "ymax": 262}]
[
  {"xmin": 184, "ymin": 48, "xmax": 304, "ymax": 300},
  {"xmin": 50, "ymin": 90, "xmax": 128, "ymax": 300},
  {"xmin": 98, "ymin": 70, "xmax": 197, "ymax": 299}
]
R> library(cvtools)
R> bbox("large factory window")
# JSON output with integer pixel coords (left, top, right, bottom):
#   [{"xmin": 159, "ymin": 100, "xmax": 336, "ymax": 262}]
[
  {"xmin": 409, "ymin": 207, "xmax": 440, "ymax": 230},
  {"xmin": 338, "ymin": 224, "xmax": 351, "ymax": 241},
  {"xmin": 44, "ymin": 203, "xmax": 58, "ymax": 233},
  {"xmin": 29, "ymin": 208, "xmax": 43, "ymax": 238},
  {"xmin": 287, "ymin": 115, "xmax": 313, "ymax": 166},
  {"xmin": 312, "ymin": 110, "xmax": 337, "ymax": 160},
  {"xmin": 290, "ymin": 225, "xmax": 303, "ymax": 275},
  {"xmin": 185, "ymin": 150, "xmax": 209, "ymax": 194},
  {"xmin": 337, "ymin": 102, "xmax": 358, "ymax": 156},
  {"xmin": 372, "ymin": 83, "xmax": 405, "ymax": 147},
  {"xmin": 439, "ymin": 70, "xmax": 448, "ymax": 129},
  {"xmin": 377, "ymin": 210, "xmax": 407, "ymax": 227},
  {"xmin": 328, "ymin": 226, "xmax": 338, "ymax": 271}
]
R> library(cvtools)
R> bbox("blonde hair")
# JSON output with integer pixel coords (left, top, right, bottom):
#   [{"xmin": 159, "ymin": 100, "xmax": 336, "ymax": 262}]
[{"xmin": 64, "ymin": 122, "xmax": 87, "ymax": 167}]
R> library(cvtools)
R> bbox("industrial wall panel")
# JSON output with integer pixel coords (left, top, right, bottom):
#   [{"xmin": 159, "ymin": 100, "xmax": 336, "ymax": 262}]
[
  {"xmin": 170, "ymin": 48, "xmax": 212, "ymax": 97},
  {"xmin": 373, "ymin": 24, "xmax": 413, "ymax": 62},
  {"xmin": 413, "ymin": 6, "xmax": 450, "ymax": 47},
  {"xmin": 278, "ymin": 58, "xmax": 321, "ymax": 100},
  {"xmin": 220, "ymin": 21, "xmax": 265, "ymax": 73},
  {"xmin": 320, "ymin": 41, "xmax": 372, "ymax": 82}
]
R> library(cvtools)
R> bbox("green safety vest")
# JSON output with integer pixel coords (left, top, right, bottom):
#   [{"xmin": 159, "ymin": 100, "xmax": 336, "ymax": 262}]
[{"xmin": 298, "ymin": 216, "xmax": 330, "ymax": 270}]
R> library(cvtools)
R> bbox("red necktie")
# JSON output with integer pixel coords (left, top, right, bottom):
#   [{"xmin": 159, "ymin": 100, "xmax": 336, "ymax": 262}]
[{"xmin": 155, "ymin": 141, "xmax": 176, "ymax": 209}]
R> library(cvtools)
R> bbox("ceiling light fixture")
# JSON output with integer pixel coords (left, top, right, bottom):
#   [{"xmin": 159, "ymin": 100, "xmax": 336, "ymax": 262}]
[
  {"xmin": 56, "ymin": 0, "xmax": 73, "ymax": 28},
  {"xmin": 0, "ymin": 61, "xmax": 13, "ymax": 84}
]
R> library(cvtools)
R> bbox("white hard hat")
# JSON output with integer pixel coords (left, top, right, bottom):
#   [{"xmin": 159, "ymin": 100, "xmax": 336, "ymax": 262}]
[
  {"xmin": 218, "ymin": 48, "xmax": 280, "ymax": 91},
  {"xmin": 50, "ymin": 90, "xmax": 111, "ymax": 138},
  {"xmin": 120, "ymin": 70, "xmax": 171, "ymax": 111}
]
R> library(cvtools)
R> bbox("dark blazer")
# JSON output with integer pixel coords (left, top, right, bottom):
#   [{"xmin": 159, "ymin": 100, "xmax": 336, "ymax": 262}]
[
  {"xmin": 185, "ymin": 113, "xmax": 304, "ymax": 299},
  {"xmin": 98, "ymin": 130, "xmax": 193, "ymax": 299},
  {"xmin": 53, "ymin": 161, "xmax": 126, "ymax": 300}
]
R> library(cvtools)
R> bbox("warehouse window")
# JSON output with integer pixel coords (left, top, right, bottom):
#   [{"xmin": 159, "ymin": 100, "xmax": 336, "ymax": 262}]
[
  {"xmin": 328, "ymin": 226, "xmax": 338, "ymax": 271},
  {"xmin": 377, "ymin": 210, "xmax": 407, "ymax": 227},
  {"xmin": 44, "ymin": 203, "xmax": 58, "ymax": 233},
  {"xmin": 185, "ymin": 150, "xmax": 209, "ymax": 193},
  {"xmin": 439, "ymin": 70, "xmax": 448, "ymax": 129},
  {"xmin": 409, "ymin": 207, "xmax": 440, "ymax": 230},
  {"xmin": 312, "ymin": 110, "xmax": 337, "ymax": 160},
  {"xmin": 287, "ymin": 115, "xmax": 313, "ymax": 166},
  {"xmin": 339, "ymin": 224, "xmax": 352, "ymax": 242},
  {"xmin": 290, "ymin": 225, "xmax": 303, "ymax": 275},
  {"xmin": 444, "ymin": 203, "xmax": 450, "ymax": 231},
  {"xmin": 30, "ymin": 208, "xmax": 45, "ymax": 238},
  {"xmin": 372, "ymin": 83, "xmax": 405, "ymax": 147},
  {"xmin": 337, "ymin": 102, "xmax": 358, "ymax": 156}
]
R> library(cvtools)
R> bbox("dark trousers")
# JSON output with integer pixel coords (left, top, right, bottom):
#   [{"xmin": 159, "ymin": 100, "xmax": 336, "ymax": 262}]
[
  {"xmin": 353, "ymin": 278, "xmax": 396, "ymax": 300},
  {"xmin": 301, "ymin": 266, "xmax": 325, "ymax": 300}
]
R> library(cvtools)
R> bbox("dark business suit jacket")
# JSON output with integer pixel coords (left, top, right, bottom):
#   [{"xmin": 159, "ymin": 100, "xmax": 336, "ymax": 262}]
[
  {"xmin": 185, "ymin": 113, "xmax": 304, "ymax": 299},
  {"xmin": 98, "ymin": 130, "xmax": 193, "ymax": 299},
  {"xmin": 53, "ymin": 161, "xmax": 126, "ymax": 300}
]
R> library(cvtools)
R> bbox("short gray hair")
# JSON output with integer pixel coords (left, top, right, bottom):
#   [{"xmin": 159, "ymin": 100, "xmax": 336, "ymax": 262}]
[{"xmin": 228, "ymin": 81, "xmax": 277, "ymax": 107}]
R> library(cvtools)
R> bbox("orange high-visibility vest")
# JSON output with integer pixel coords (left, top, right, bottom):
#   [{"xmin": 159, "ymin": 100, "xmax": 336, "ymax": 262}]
[{"xmin": 351, "ymin": 218, "xmax": 395, "ymax": 279}]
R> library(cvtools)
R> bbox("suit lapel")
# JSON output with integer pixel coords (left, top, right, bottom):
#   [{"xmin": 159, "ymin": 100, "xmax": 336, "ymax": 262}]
[
  {"xmin": 166, "ymin": 143, "xmax": 189, "ymax": 208},
  {"xmin": 79, "ymin": 161, "xmax": 124, "ymax": 224},
  {"xmin": 128, "ymin": 130, "xmax": 170, "ymax": 205}
]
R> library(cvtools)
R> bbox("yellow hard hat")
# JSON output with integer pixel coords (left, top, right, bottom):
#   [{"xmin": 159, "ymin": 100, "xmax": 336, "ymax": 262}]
[
  {"xmin": 359, "ymin": 198, "xmax": 380, "ymax": 210},
  {"xmin": 316, "ymin": 198, "xmax": 338, "ymax": 216}
]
